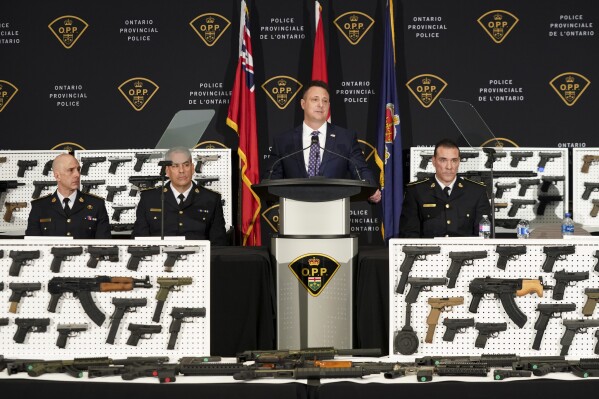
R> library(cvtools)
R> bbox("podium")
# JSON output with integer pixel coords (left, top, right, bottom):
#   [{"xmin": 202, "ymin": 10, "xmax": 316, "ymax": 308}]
[{"xmin": 254, "ymin": 178, "xmax": 376, "ymax": 349}]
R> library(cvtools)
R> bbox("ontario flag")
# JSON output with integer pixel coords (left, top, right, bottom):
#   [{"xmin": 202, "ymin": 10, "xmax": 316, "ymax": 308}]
[
  {"xmin": 375, "ymin": 0, "xmax": 403, "ymax": 242},
  {"xmin": 312, "ymin": 0, "xmax": 331, "ymax": 121},
  {"xmin": 226, "ymin": 0, "xmax": 261, "ymax": 246}
]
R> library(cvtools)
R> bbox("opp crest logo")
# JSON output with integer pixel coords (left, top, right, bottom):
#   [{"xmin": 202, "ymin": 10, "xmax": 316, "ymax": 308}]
[
  {"xmin": 118, "ymin": 77, "xmax": 159, "ymax": 111},
  {"xmin": 288, "ymin": 254, "xmax": 340, "ymax": 297},
  {"xmin": 0, "ymin": 80, "xmax": 18, "ymax": 112},
  {"xmin": 334, "ymin": 12, "xmax": 374, "ymax": 45},
  {"xmin": 477, "ymin": 10, "xmax": 519, "ymax": 44},
  {"xmin": 549, "ymin": 72, "xmax": 591, "ymax": 106},
  {"xmin": 406, "ymin": 74, "xmax": 448, "ymax": 108},
  {"xmin": 261, "ymin": 204, "xmax": 280, "ymax": 233},
  {"xmin": 189, "ymin": 13, "xmax": 231, "ymax": 46},
  {"xmin": 48, "ymin": 15, "xmax": 89, "ymax": 49},
  {"xmin": 261, "ymin": 76, "xmax": 303, "ymax": 110}
]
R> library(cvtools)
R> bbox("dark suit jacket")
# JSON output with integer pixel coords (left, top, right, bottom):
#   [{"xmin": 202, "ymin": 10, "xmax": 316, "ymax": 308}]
[
  {"xmin": 25, "ymin": 190, "xmax": 112, "ymax": 238},
  {"xmin": 399, "ymin": 177, "xmax": 491, "ymax": 238},
  {"xmin": 268, "ymin": 123, "xmax": 376, "ymax": 185},
  {"xmin": 132, "ymin": 181, "xmax": 227, "ymax": 245}
]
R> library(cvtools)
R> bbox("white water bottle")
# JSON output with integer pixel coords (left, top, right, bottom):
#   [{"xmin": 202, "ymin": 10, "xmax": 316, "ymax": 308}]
[
  {"xmin": 479, "ymin": 215, "xmax": 491, "ymax": 239},
  {"xmin": 516, "ymin": 219, "xmax": 530, "ymax": 239},
  {"xmin": 561, "ymin": 212, "xmax": 574, "ymax": 236}
]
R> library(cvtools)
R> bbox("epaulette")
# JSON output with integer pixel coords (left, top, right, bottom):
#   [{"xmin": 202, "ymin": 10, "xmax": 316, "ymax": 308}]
[
  {"xmin": 463, "ymin": 177, "xmax": 486, "ymax": 186},
  {"xmin": 140, "ymin": 186, "xmax": 159, "ymax": 192},
  {"xmin": 83, "ymin": 192, "xmax": 107, "ymax": 200},
  {"xmin": 32, "ymin": 193, "xmax": 52, "ymax": 201},
  {"xmin": 406, "ymin": 178, "xmax": 429, "ymax": 186}
]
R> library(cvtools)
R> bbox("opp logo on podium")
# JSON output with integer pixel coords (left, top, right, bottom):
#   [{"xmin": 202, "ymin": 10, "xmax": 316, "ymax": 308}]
[{"xmin": 288, "ymin": 254, "xmax": 340, "ymax": 297}]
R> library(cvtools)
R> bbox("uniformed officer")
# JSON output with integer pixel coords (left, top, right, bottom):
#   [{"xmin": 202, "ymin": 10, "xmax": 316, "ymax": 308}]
[
  {"xmin": 132, "ymin": 146, "xmax": 227, "ymax": 245},
  {"xmin": 25, "ymin": 153, "xmax": 112, "ymax": 238},
  {"xmin": 399, "ymin": 138, "xmax": 491, "ymax": 238}
]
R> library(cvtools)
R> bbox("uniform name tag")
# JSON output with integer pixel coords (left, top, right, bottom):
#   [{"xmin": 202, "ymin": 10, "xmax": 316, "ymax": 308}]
[
  {"xmin": 40, "ymin": 218, "xmax": 52, "ymax": 222},
  {"xmin": 150, "ymin": 208, "xmax": 162, "ymax": 212},
  {"xmin": 422, "ymin": 204, "xmax": 436, "ymax": 208}
]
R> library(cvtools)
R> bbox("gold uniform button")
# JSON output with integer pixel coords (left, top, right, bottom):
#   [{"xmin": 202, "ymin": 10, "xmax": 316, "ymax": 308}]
[
  {"xmin": 447, "ymin": 220, "xmax": 451, "ymax": 225},
  {"xmin": 66, "ymin": 232, "xmax": 71, "ymax": 236},
  {"xmin": 179, "ymin": 223, "xmax": 183, "ymax": 226},
  {"xmin": 179, "ymin": 211, "xmax": 183, "ymax": 215},
  {"xmin": 445, "ymin": 204, "xmax": 450, "ymax": 209},
  {"xmin": 67, "ymin": 219, "xmax": 71, "ymax": 223}
]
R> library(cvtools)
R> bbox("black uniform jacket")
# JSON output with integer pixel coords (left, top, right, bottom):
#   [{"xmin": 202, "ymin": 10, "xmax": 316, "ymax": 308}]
[
  {"xmin": 399, "ymin": 177, "xmax": 491, "ymax": 238},
  {"xmin": 25, "ymin": 190, "xmax": 112, "ymax": 238},
  {"xmin": 132, "ymin": 181, "xmax": 227, "ymax": 245}
]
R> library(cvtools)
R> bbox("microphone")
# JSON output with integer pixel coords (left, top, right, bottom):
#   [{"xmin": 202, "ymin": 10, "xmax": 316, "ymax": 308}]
[
  {"xmin": 267, "ymin": 140, "xmax": 315, "ymax": 180},
  {"xmin": 314, "ymin": 137, "xmax": 363, "ymax": 181}
]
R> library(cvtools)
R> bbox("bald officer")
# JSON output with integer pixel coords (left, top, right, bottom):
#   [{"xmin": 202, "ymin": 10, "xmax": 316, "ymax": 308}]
[
  {"xmin": 399, "ymin": 138, "xmax": 491, "ymax": 237},
  {"xmin": 132, "ymin": 146, "xmax": 227, "ymax": 245},
  {"xmin": 25, "ymin": 153, "xmax": 112, "ymax": 238}
]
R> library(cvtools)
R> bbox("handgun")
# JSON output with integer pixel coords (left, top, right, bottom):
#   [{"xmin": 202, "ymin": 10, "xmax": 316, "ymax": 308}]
[
  {"xmin": 442, "ymin": 318, "xmax": 475, "ymax": 342},
  {"xmin": 582, "ymin": 154, "xmax": 599, "ymax": 173},
  {"xmin": 106, "ymin": 185, "xmax": 127, "ymax": 202},
  {"xmin": 404, "ymin": 277, "xmax": 447, "ymax": 304},
  {"xmin": 108, "ymin": 157, "xmax": 132, "ymax": 174},
  {"xmin": 540, "ymin": 175, "xmax": 565, "ymax": 192},
  {"xmin": 542, "ymin": 245, "xmax": 575, "ymax": 273},
  {"xmin": 510, "ymin": 151, "xmax": 533, "ymax": 168},
  {"xmin": 17, "ymin": 160, "xmax": 38, "ymax": 177},
  {"xmin": 134, "ymin": 153, "xmax": 153, "ymax": 172},
  {"xmin": 32, "ymin": 181, "xmax": 58, "ymax": 199},
  {"xmin": 582, "ymin": 182, "xmax": 599, "ymax": 200},
  {"xmin": 419, "ymin": 153, "xmax": 433, "ymax": 169},
  {"xmin": 106, "ymin": 297, "xmax": 148, "ymax": 344},
  {"xmin": 495, "ymin": 245, "xmax": 527, "ymax": 270},
  {"xmin": 126, "ymin": 323, "xmax": 162, "ymax": 346},
  {"xmin": 537, "ymin": 152, "xmax": 562, "ymax": 170},
  {"xmin": 195, "ymin": 154, "xmax": 221, "ymax": 173},
  {"xmin": 518, "ymin": 179, "xmax": 540, "ymax": 196},
  {"xmin": 9, "ymin": 250, "xmax": 40, "ymax": 277},
  {"xmin": 495, "ymin": 182, "xmax": 516, "ymax": 199},
  {"xmin": 56, "ymin": 323, "xmax": 88, "ymax": 348},
  {"xmin": 153, "ymin": 277, "xmax": 193, "ymax": 322},
  {"xmin": 532, "ymin": 303, "xmax": 577, "ymax": 350},
  {"xmin": 560, "ymin": 318, "xmax": 599, "ymax": 356},
  {"xmin": 167, "ymin": 307, "xmax": 207, "ymax": 350},
  {"xmin": 80, "ymin": 156, "xmax": 107, "ymax": 175},
  {"xmin": 396, "ymin": 245, "xmax": 441, "ymax": 294},
  {"xmin": 583, "ymin": 288, "xmax": 599, "ymax": 317},
  {"xmin": 128, "ymin": 175, "xmax": 161, "ymax": 196},
  {"xmin": 112, "ymin": 205, "xmax": 136, "ymax": 222},
  {"xmin": 508, "ymin": 199, "xmax": 537, "ymax": 217},
  {"xmin": 485, "ymin": 151, "xmax": 506, "ymax": 169},
  {"xmin": 4, "ymin": 201, "xmax": 27, "ymax": 222},
  {"xmin": 162, "ymin": 247, "xmax": 199, "ymax": 272},
  {"xmin": 474, "ymin": 322, "xmax": 507, "ymax": 348},
  {"xmin": 127, "ymin": 245, "xmax": 161, "ymax": 271},
  {"xmin": 426, "ymin": 297, "xmax": 464, "ymax": 343},
  {"xmin": 537, "ymin": 195, "xmax": 563, "ymax": 216},
  {"xmin": 552, "ymin": 270, "xmax": 588, "ymax": 300},
  {"xmin": 8, "ymin": 282, "xmax": 42, "ymax": 313},
  {"xmin": 81, "ymin": 180, "xmax": 105, "ymax": 194},
  {"xmin": 87, "ymin": 245, "xmax": 120, "ymax": 268},
  {"xmin": 50, "ymin": 246, "xmax": 84, "ymax": 273},
  {"xmin": 592, "ymin": 199, "xmax": 599, "ymax": 217},
  {"xmin": 14, "ymin": 318, "xmax": 50, "ymax": 343},
  {"xmin": 42, "ymin": 159, "xmax": 53, "ymax": 176},
  {"xmin": 446, "ymin": 250, "xmax": 488, "ymax": 288}
]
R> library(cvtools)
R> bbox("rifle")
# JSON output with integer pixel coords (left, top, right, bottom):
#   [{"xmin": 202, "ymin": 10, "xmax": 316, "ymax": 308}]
[
  {"xmin": 80, "ymin": 156, "xmax": 106, "ymax": 175},
  {"xmin": 532, "ymin": 303, "xmax": 576, "ymax": 350},
  {"xmin": 106, "ymin": 297, "xmax": 148, "ymax": 344},
  {"xmin": 474, "ymin": 322, "xmax": 507, "ymax": 348},
  {"xmin": 47, "ymin": 275, "xmax": 153, "ymax": 326},
  {"xmin": 537, "ymin": 195, "xmax": 563, "ymax": 215},
  {"xmin": 163, "ymin": 246, "xmax": 199, "ymax": 272},
  {"xmin": 167, "ymin": 307, "xmax": 207, "ymax": 350},
  {"xmin": 537, "ymin": 152, "xmax": 562, "ymax": 170},
  {"xmin": 126, "ymin": 323, "xmax": 162, "ymax": 346},
  {"xmin": 442, "ymin": 318, "xmax": 475, "ymax": 342},
  {"xmin": 493, "ymin": 369, "xmax": 532, "ymax": 380},
  {"xmin": 8, "ymin": 250, "xmax": 40, "ymax": 277},
  {"xmin": 484, "ymin": 151, "xmax": 506, "ymax": 168},
  {"xmin": 446, "ymin": 250, "xmax": 488, "ymax": 288},
  {"xmin": 583, "ymin": 288, "xmax": 599, "ymax": 317},
  {"xmin": 542, "ymin": 245, "xmax": 575, "ymax": 273},
  {"xmin": 396, "ymin": 245, "xmax": 441, "ymax": 294},
  {"xmin": 32, "ymin": 181, "xmax": 57, "ymax": 199},
  {"xmin": 4, "ymin": 201, "xmax": 27, "ymax": 222},
  {"xmin": 108, "ymin": 157, "xmax": 132, "ymax": 174},
  {"xmin": 540, "ymin": 175, "xmax": 565, "ymax": 192},
  {"xmin": 510, "ymin": 151, "xmax": 533, "ymax": 167},
  {"xmin": 81, "ymin": 179, "xmax": 105, "ymax": 194},
  {"xmin": 153, "ymin": 277, "xmax": 193, "ymax": 322},
  {"xmin": 128, "ymin": 175, "xmax": 161, "ymax": 196},
  {"xmin": 518, "ymin": 178, "xmax": 540, "ymax": 196},
  {"xmin": 87, "ymin": 245, "xmax": 119, "ymax": 268},
  {"xmin": 582, "ymin": 154, "xmax": 599, "ymax": 173},
  {"xmin": 468, "ymin": 276, "xmax": 545, "ymax": 328},
  {"xmin": 126, "ymin": 245, "xmax": 161, "ymax": 271},
  {"xmin": 56, "ymin": 324, "xmax": 88, "ymax": 348},
  {"xmin": 17, "ymin": 160, "xmax": 37, "ymax": 177},
  {"xmin": 14, "ymin": 318, "xmax": 50, "ymax": 343},
  {"xmin": 25, "ymin": 356, "xmax": 169, "ymax": 378},
  {"xmin": 8, "ymin": 282, "xmax": 41, "ymax": 313},
  {"xmin": 195, "ymin": 154, "xmax": 221, "ymax": 173},
  {"xmin": 106, "ymin": 185, "xmax": 127, "ymax": 202},
  {"xmin": 404, "ymin": 277, "xmax": 447, "ymax": 304},
  {"xmin": 42, "ymin": 159, "xmax": 53, "ymax": 176},
  {"xmin": 508, "ymin": 199, "xmax": 537, "ymax": 217},
  {"xmin": 582, "ymin": 182, "xmax": 599, "ymax": 200},
  {"xmin": 112, "ymin": 205, "xmax": 135, "ymax": 221},
  {"xmin": 426, "ymin": 297, "xmax": 464, "ymax": 343},
  {"xmin": 237, "ymin": 347, "xmax": 382, "ymax": 363},
  {"xmin": 50, "ymin": 246, "xmax": 84, "ymax": 273},
  {"xmin": 552, "ymin": 270, "xmax": 588, "ymax": 300},
  {"xmin": 494, "ymin": 182, "xmax": 516, "ymax": 198},
  {"xmin": 495, "ymin": 245, "xmax": 527, "ymax": 270},
  {"xmin": 0, "ymin": 180, "xmax": 25, "ymax": 196},
  {"xmin": 560, "ymin": 318, "xmax": 599, "ymax": 355}
]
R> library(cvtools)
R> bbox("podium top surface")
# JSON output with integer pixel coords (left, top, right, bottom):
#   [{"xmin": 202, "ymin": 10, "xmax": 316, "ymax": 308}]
[{"xmin": 254, "ymin": 178, "xmax": 377, "ymax": 202}]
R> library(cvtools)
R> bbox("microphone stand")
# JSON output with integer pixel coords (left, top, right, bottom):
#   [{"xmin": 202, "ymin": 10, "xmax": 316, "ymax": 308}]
[
  {"xmin": 157, "ymin": 160, "xmax": 172, "ymax": 240},
  {"xmin": 482, "ymin": 148, "xmax": 496, "ymax": 238},
  {"xmin": 315, "ymin": 137, "xmax": 363, "ymax": 181},
  {"xmin": 267, "ymin": 140, "xmax": 316, "ymax": 180}
]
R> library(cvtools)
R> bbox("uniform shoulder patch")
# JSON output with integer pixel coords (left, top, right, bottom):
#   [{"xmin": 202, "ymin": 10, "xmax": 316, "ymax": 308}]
[
  {"xmin": 406, "ymin": 178, "xmax": 429, "ymax": 186},
  {"xmin": 32, "ymin": 193, "xmax": 52, "ymax": 201},
  {"xmin": 463, "ymin": 177, "xmax": 486, "ymax": 186}
]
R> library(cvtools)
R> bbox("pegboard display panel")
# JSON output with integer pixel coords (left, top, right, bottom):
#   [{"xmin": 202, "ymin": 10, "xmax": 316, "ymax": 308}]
[
  {"xmin": 0, "ymin": 239, "xmax": 210, "ymax": 359},
  {"xmin": 73, "ymin": 149, "xmax": 232, "ymax": 230},
  {"xmin": 389, "ymin": 237, "xmax": 599, "ymax": 361},
  {"xmin": 0, "ymin": 150, "xmax": 69, "ymax": 231},
  {"xmin": 572, "ymin": 148, "xmax": 599, "ymax": 228},
  {"xmin": 409, "ymin": 147, "xmax": 569, "ymax": 227}
]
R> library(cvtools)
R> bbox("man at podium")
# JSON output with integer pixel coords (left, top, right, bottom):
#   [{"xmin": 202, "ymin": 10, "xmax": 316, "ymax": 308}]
[
  {"xmin": 399, "ymin": 138, "xmax": 490, "ymax": 237},
  {"xmin": 268, "ymin": 80, "xmax": 381, "ymax": 204}
]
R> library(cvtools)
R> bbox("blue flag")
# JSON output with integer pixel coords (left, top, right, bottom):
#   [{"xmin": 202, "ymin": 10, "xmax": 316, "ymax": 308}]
[{"xmin": 375, "ymin": 0, "xmax": 403, "ymax": 241}]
